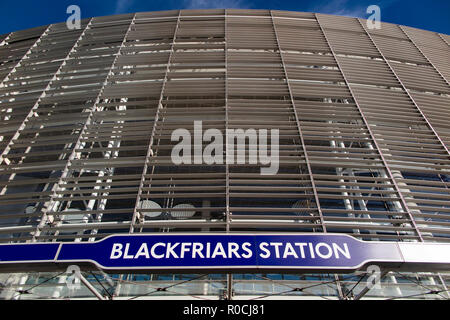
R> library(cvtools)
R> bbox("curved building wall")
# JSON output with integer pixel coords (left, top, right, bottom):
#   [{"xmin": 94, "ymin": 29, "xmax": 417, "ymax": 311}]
[{"xmin": 0, "ymin": 9, "xmax": 449, "ymax": 299}]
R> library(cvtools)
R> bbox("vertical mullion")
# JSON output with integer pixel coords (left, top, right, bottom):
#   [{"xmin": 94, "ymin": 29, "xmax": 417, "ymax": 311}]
[
  {"xmin": 270, "ymin": 11, "xmax": 326, "ymax": 232},
  {"xmin": 129, "ymin": 11, "xmax": 181, "ymax": 233},
  {"xmin": 398, "ymin": 25, "xmax": 450, "ymax": 86},
  {"xmin": 225, "ymin": 10, "xmax": 230, "ymax": 233},
  {"xmin": 315, "ymin": 13, "xmax": 424, "ymax": 242},
  {"xmin": 33, "ymin": 15, "xmax": 136, "ymax": 241},
  {"xmin": 224, "ymin": 10, "xmax": 233, "ymax": 300},
  {"xmin": 357, "ymin": 18, "xmax": 450, "ymax": 158}
]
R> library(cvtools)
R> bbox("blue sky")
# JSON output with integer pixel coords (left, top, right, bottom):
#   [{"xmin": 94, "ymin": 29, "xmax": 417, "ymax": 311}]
[{"xmin": 0, "ymin": 0, "xmax": 448, "ymax": 35}]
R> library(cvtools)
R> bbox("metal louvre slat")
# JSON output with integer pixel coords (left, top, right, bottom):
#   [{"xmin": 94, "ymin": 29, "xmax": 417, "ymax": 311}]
[
  {"xmin": 389, "ymin": 61, "xmax": 450, "ymax": 94},
  {"xmin": 336, "ymin": 55, "xmax": 399, "ymax": 87},
  {"xmin": 401, "ymin": 26, "xmax": 450, "ymax": 84},
  {"xmin": 409, "ymin": 92, "xmax": 450, "ymax": 149},
  {"xmin": 366, "ymin": 20, "xmax": 408, "ymax": 39},
  {"xmin": 273, "ymin": 18, "xmax": 329, "ymax": 53},
  {"xmin": 370, "ymin": 33, "xmax": 429, "ymax": 64}
]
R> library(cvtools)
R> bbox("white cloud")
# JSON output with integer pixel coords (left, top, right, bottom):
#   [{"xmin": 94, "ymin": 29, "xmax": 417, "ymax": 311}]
[
  {"xmin": 309, "ymin": 0, "xmax": 401, "ymax": 19},
  {"xmin": 309, "ymin": 0, "xmax": 366, "ymax": 18},
  {"xmin": 115, "ymin": 0, "xmax": 135, "ymax": 14},
  {"xmin": 183, "ymin": 0, "xmax": 251, "ymax": 9}
]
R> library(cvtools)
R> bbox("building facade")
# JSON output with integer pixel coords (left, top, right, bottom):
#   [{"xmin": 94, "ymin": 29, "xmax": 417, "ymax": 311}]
[{"xmin": 0, "ymin": 9, "xmax": 449, "ymax": 300}]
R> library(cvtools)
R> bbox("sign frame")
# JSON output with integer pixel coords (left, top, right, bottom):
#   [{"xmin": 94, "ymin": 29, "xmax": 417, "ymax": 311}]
[{"xmin": 0, "ymin": 233, "xmax": 449, "ymax": 274}]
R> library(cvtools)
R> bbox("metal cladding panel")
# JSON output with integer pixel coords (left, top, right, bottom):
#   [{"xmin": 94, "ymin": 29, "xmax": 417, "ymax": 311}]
[{"xmin": 0, "ymin": 10, "xmax": 448, "ymax": 245}]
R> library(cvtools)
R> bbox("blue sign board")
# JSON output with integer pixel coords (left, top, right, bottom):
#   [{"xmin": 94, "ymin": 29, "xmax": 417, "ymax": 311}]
[{"xmin": 0, "ymin": 233, "xmax": 404, "ymax": 272}]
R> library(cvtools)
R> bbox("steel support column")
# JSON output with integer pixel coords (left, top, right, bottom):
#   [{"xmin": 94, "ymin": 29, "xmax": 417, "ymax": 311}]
[
  {"xmin": 225, "ymin": 10, "xmax": 233, "ymax": 300},
  {"xmin": 225, "ymin": 10, "xmax": 231, "ymax": 233},
  {"xmin": 78, "ymin": 272, "xmax": 107, "ymax": 300}
]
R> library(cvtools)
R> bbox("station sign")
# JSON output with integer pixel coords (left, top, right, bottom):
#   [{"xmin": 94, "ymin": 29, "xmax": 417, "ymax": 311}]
[{"xmin": 0, "ymin": 233, "xmax": 449, "ymax": 273}]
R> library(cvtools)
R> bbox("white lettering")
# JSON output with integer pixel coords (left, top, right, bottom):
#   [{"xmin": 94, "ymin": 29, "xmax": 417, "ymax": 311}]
[
  {"xmin": 151, "ymin": 242, "xmax": 165, "ymax": 259},
  {"xmin": 192, "ymin": 242, "xmax": 205, "ymax": 258},
  {"xmin": 315, "ymin": 243, "xmax": 333, "ymax": 259},
  {"xmin": 228, "ymin": 242, "xmax": 241, "ymax": 258},
  {"xmin": 259, "ymin": 242, "xmax": 270, "ymax": 259},
  {"xmin": 123, "ymin": 243, "xmax": 134, "ymax": 259},
  {"xmin": 110, "ymin": 243, "xmax": 123, "ymax": 259},
  {"xmin": 135, "ymin": 243, "xmax": 150, "ymax": 259},
  {"xmin": 180, "ymin": 242, "xmax": 192, "ymax": 258},
  {"xmin": 270, "ymin": 242, "xmax": 283, "ymax": 258},
  {"xmin": 283, "ymin": 243, "xmax": 299, "ymax": 258},
  {"xmin": 166, "ymin": 242, "xmax": 180, "ymax": 259},
  {"xmin": 332, "ymin": 243, "xmax": 351, "ymax": 259},
  {"xmin": 211, "ymin": 243, "xmax": 227, "ymax": 258},
  {"xmin": 241, "ymin": 242, "xmax": 253, "ymax": 259},
  {"xmin": 294, "ymin": 243, "xmax": 307, "ymax": 258}
]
